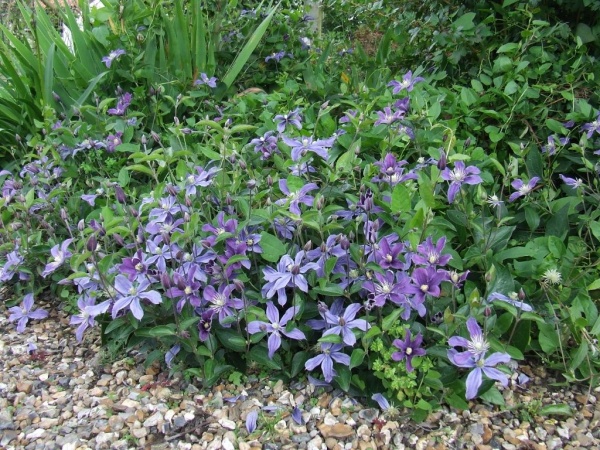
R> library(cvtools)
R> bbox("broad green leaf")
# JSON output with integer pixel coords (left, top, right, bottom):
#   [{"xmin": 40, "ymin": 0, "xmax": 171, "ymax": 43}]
[
  {"xmin": 453, "ymin": 13, "xmax": 476, "ymax": 31},
  {"xmin": 135, "ymin": 325, "xmax": 177, "ymax": 338},
  {"xmin": 291, "ymin": 351, "xmax": 309, "ymax": 377},
  {"xmin": 391, "ymin": 184, "xmax": 411, "ymax": 213},
  {"xmin": 569, "ymin": 342, "xmax": 589, "ymax": 372},
  {"xmin": 249, "ymin": 345, "xmax": 282, "ymax": 370},
  {"xmin": 259, "ymin": 232, "xmax": 286, "ymax": 262},
  {"xmin": 349, "ymin": 349, "xmax": 365, "ymax": 369},
  {"xmin": 538, "ymin": 322, "xmax": 559, "ymax": 354}
]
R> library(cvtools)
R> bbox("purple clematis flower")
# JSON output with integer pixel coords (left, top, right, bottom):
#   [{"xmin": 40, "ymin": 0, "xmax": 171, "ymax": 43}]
[
  {"xmin": 363, "ymin": 270, "xmax": 410, "ymax": 307},
  {"xmin": 387, "ymin": 70, "xmax": 425, "ymax": 93},
  {"xmin": 204, "ymin": 283, "xmax": 244, "ymax": 326},
  {"xmin": 197, "ymin": 309, "xmax": 215, "ymax": 341},
  {"xmin": 392, "ymin": 329, "xmax": 426, "ymax": 372},
  {"xmin": 509, "ymin": 177, "xmax": 540, "ymax": 202},
  {"xmin": 372, "ymin": 153, "xmax": 417, "ymax": 187},
  {"xmin": 322, "ymin": 302, "xmax": 369, "ymax": 346},
  {"xmin": 282, "ymin": 135, "xmax": 336, "ymax": 161},
  {"xmin": 448, "ymin": 317, "xmax": 511, "ymax": 399},
  {"xmin": 274, "ymin": 109, "xmax": 302, "ymax": 133},
  {"xmin": 70, "ymin": 295, "xmax": 111, "ymax": 342},
  {"xmin": 112, "ymin": 275, "xmax": 163, "ymax": 320},
  {"xmin": 107, "ymin": 92, "xmax": 132, "ymax": 116},
  {"xmin": 582, "ymin": 112, "xmax": 600, "ymax": 138},
  {"xmin": 276, "ymin": 179, "xmax": 318, "ymax": 215},
  {"xmin": 559, "ymin": 174, "xmax": 584, "ymax": 190},
  {"xmin": 412, "ymin": 236, "xmax": 452, "ymax": 267},
  {"xmin": 262, "ymin": 252, "xmax": 317, "ymax": 305},
  {"xmin": 102, "ymin": 49, "xmax": 125, "ymax": 68},
  {"xmin": 488, "ymin": 292, "xmax": 533, "ymax": 312},
  {"xmin": 305, "ymin": 343, "xmax": 350, "ymax": 382},
  {"xmin": 185, "ymin": 166, "xmax": 220, "ymax": 196},
  {"xmin": 441, "ymin": 161, "xmax": 483, "ymax": 203},
  {"xmin": 250, "ymin": 131, "xmax": 279, "ymax": 159},
  {"xmin": 247, "ymin": 302, "xmax": 305, "ymax": 358},
  {"xmin": 374, "ymin": 106, "xmax": 404, "ymax": 125},
  {"xmin": 409, "ymin": 266, "xmax": 447, "ymax": 302},
  {"xmin": 371, "ymin": 393, "xmax": 390, "ymax": 411},
  {"xmin": 165, "ymin": 344, "xmax": 181, "ymax": 368},
  {"xmin": 42, "ymin": 238, "xmax": 73, "ymax": 277},
  {"xmin": 246, "ymin": 409, "xmax": 258, "ymax": 433},
  {"xmin": 194, "ymin": 73, "xmax": 218, "ymax": 88},
  {"xmin": 8, "ymin": 293, "xmax": 49, "ymax": 333},
  {"xmin": 81, "ymin": 193, "xmax": 100, "ymax": 206}
]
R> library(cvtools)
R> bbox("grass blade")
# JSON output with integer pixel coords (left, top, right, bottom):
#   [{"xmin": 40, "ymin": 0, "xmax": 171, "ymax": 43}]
[{"xmin": 222, "ymin": 2, "xmax": 280, "ymax": 88}]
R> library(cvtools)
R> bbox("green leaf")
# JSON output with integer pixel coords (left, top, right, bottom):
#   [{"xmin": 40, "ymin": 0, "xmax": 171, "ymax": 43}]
[
  {"xmin": 260, "ymin": 232, "xmax": 286, "ymax": 262},
  {"xmin": 502, "ymin": 0, "xmax": 520, "ymax": 6},
  {"xmin": 569, "ymin": 341, "xmax": 589, "ymax": 372},
  {"xmin": 291, "ymin": 351, "xmax": 309, "ymax": 377},
  {"xmin": 504, "ymin": 80, "xmax": 518, "ymax": 96},
  {"xmin": 135, "ymin": 325, "xmax": 177, "ymax": 338},
  {"xmin": 382, "ymin": 309, "xmax": 403, "ymax": 332},
  {"xmin": 446, "ymin": 392, "xmax": 469, "ymax": 410},
  {"xmin": 497, "ymin": 42, "xmax": 519, "ymax": 53},
  {"xmin": 538, "ymin": 323, "xmax": 559, "ymax": 354},
  {"xmin": 453, "ymin": 13, "xmax": 476, "ymax": 31},
  {"xmin": 349, "ymin": 349, "xmax": 365, "ymax": 369},
  {"xmin": 335, "ymin": 365, "xmax": 351, "ymax": 391},
  {"xmin": 215, "ymin": 328, "xmax": 247, "ymax": 352},
  {"xmin": 319, "ymin": 334, "xmax": 343, "ymax": 344},
  {"xmin": 479, "ymin": 386, "xmax": 505, "ymax": 406},
  {"xmin": 575, "ymin": 23, "xmax": 596, "ymax": 44},
  {"xmin": 539, "ymin": 404, "xmax": 573, "ymax": 417},
  {"xmin": 249, "ymin": 345, "xmax": 282, "ymax": 370},
  {"xmin": 524, "ymin": 206, "xmax": 540, "ymax": 231},
  {"xmin": 222, "ymin": 3, "xmax": 280, "ymax": 87}
]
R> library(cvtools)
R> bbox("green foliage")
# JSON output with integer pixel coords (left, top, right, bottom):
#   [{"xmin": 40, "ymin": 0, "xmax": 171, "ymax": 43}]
[{"xmin": 1, "ymin": 0, "xmax": 600, "ymax": 416}]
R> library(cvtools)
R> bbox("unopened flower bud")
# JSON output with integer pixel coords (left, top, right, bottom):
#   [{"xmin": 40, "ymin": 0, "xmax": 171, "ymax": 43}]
[
  {"xmin": 267, "ymin": 175, "xmax": 273, "ymax": 187},
  {"xmin": 304, "ymin": 240, "xmax": 313, "ymax": 252},
  {"xmin": 60, "ymin": 208, "xmax": 68, "ymax": 222},
  {"xmin": 174, "ymin": 116, "xmax": 180, "ymax": 126},
  {"xmin": 113, "ymin": 233, "xmax": 125, "ymax": 246},
  {"xmin": 161, "ymin": 272, "xmax": 172, "ymax": 290},
  {"xmin": 151, "ymin": 131, "xmax": 161, "ymax": 143},
  {"xmin": 464, "ymin": 137, "xmax": 471, "ymax": 148},
  {"xmin": 165, "ymin": 184, "xmax": 178, "ymax": 196},
  {"xmin": 247, "ymin": 179, "xmax": 256, "ymax": 190},
  {"xmin": 181, "ymin": 127, "xmax": 192, "ymax": 134},
  {"xmin": 15, "ymin": 134, "xmax": 21, "ymax": 142},
  {"xmin": 141, "ymin": 134, "xmax": 147, "ymax": 145},
  {"xmin": 114, "ymin": 185, "xmax": 126, "ymax": 204},
  {"xmin": 184, "ymin": 212, "xmax": 191, "ymax": 222},
  {"xmin": 340, "ymin": 235, "xmax": 350, "ymax": 250},
  {"xmin": 518, "ymin": 288, "xmax": 526, "ymax": 301},
  {"xmin": 233, "ymin": 279, "xmax": 245, "ymax": 291},
  {"xmin": 86, "ymin": 235, "xmax": 97, "ymax": 252},
  {"xmin": 316, "ymin": 196, "xmax": 324, "ymax": 210},
  {"xmin": 484, "ymin": 306, "xmax": 492, "ymax": 317},
  {"xmin": 437, "ymin": 150, "xmax": 447, "ymax": 171},
  {"xmin": 185, "ymin": 196, "xmax": 193, "ymax": 208},
  {"xmin": 226, "ymin": 193, "xmax": 232, "ymax": 206},
  {"xmin": 52, "ymin": 91, "xmax": 61, "ymax": 103},
  {"xmin": 78, "ymin": 219, "xmax": 85, "ymax": 231},
  {"xmin": 239, "ymin": 160, "xmax": 247, "ymax": 170}
]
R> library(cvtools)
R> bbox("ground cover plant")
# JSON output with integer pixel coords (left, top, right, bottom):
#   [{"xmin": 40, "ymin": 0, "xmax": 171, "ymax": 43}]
[{"xmin": 1, "ymin": 0, "xmax": 600, "ymax": 424}]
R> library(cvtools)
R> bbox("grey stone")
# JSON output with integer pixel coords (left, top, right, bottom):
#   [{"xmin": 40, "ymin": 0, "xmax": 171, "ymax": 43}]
[{"xmin": 291, "ymin": 433, "xmax": 312, "ymax": 444}]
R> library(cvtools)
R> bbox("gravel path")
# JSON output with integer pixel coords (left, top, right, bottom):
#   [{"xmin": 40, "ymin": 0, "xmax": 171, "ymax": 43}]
[{"xmin": 1, "ymin": 294, "xmax": 599, "ymax": 450}]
